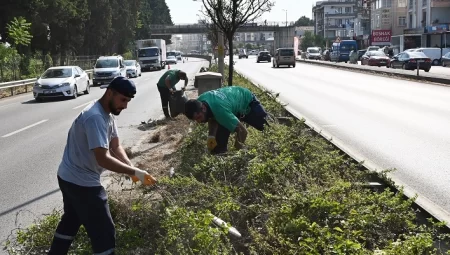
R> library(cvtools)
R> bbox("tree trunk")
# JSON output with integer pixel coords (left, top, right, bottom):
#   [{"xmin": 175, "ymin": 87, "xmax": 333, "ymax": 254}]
[{"xmin": 228, "ymin": 36, "xmax": 233, "ymax": 86}]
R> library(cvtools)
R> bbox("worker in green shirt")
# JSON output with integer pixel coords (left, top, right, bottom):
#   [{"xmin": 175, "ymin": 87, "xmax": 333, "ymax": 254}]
[
  {"xmin": 184, "ymin": 86, "xmax": 268, "ymax": 154},
  {"xmin": 156, "ymin": 69, "xmax": 188, "ymax": 118}
]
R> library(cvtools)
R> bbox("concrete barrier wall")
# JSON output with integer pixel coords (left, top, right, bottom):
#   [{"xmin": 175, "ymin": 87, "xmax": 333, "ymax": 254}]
[{"xmin": 183, "ymin": 54, "xmax": 212, "ymax": 66}]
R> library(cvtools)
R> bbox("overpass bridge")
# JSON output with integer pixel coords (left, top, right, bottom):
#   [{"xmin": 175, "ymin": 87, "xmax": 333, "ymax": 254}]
[
  {"xmin": 150, "ymin": 22, "xmax": 297, "ymax": 52},
  {"xmin": 149, "ymin": 21, "xmax": 296, "ymax": 35}
]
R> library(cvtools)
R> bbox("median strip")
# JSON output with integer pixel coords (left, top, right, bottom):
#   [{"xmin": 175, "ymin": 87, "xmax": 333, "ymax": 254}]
[{"xmin": 2, "ymin": 119, "xmax": 49, "ymax": 138}]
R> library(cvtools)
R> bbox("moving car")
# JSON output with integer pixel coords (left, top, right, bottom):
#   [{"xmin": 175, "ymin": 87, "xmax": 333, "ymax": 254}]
[
  {"xmin": 389, "ymin": 52, "xmax": 432, "ymax": 72},
  {"xmin": 360, "ymin": 51, "xmax": 390, "ymax": 67},
  {"xmin": 124, "ymin": 60, "xmax": 141, "ymax": 78},
  {"xmin": 306, "ymin": 47, "xmax": 321, "ymax": 60},
  {"xmin": 93, "ymin": 55, "xmax": 127, "ymax": 85},
  {"xmin": 33, "ymin": 66, "xmax": 90, "ymax": 101},
  {"xmin": 442, "ymin": 52, "xmax": 450, "ymax": 67},
  {"xmin": 272, "ymin": 48, "xmax": 295, "ymax": 68},
  {"xmin": 257, "ymin": 51, "xmax": 271, "ymax": 62},
  {"xmin": 239, "ymin": 49, "xmax": 248, "ymax": 59},
  {"xmin": 166, "ymin": 55, "xmax": 178, "ymax": 64}
]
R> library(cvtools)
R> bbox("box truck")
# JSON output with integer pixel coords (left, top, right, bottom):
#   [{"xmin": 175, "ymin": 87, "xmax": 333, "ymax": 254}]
[{"xmin": 136, "ymin": 39, "xmax": 166, "ymax": 71}]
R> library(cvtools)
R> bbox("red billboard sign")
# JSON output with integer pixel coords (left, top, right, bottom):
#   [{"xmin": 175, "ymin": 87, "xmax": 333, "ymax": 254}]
[{"xmin": 372, "ymin": 30, "xmax": 392, "ymax": 43}]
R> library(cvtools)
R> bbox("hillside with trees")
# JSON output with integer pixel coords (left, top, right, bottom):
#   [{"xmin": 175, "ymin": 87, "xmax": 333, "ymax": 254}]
[{"xmin": 0, "ymin": 0, "xmax": 173, "ymax": 82}]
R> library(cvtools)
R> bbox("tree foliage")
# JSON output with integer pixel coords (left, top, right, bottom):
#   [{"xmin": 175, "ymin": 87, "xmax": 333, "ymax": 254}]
[
  {"xmin": 6, "ymin": 17, "xmax": 33, "ymax": 47},
  {"xmin": 201, "ymin": 0, "xmax": 274, "ymax": 86},
  {"xmin": 300, "ymin": 31, "xmax": 326, "ymax": 51},
  {"xmin": 294, "ymin": 15, "xmax": 314, "ymax": 26},
  {"xmin": 0, "ymin": 0, "xmax": 174, "ymax": 67}
]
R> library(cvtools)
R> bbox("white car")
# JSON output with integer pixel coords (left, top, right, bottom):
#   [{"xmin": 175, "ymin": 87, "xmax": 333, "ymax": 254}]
[
  {"xmin": 166, "ymin": 55, "xmax": 177, "ymax": 64},
  {"xmin": 124, "ymin": 60, "xmax": 142, "ymax": 78},
  {"xmin": 33, "ymin": 66, "xmax": 90, "ymax": 101}
]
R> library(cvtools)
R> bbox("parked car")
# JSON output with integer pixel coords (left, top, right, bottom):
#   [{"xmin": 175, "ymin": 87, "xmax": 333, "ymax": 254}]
[
  {"xmin": 33, "ymin": 66, "xmax": 90, "ymax": 101},
  {"xmin": 322, "ymin": 50, "xmax": 331, "ymax": 61},
  {"xmin": 360, "ymin": 51, "xmax": 390, "ymax": 67},
  {"xmin": 166, "ymin": 55, "xmax": 177, "ymax": 64},
  {"xmin": 367, "ymin": 46, "xmax": 380, "ymax": 52},
  {"xmin": 357, "ymin": 49, "xmax": 367, "ymax": 61},
  {"xmin": 238, "ymin": 49, "xmax": 248, "ymax": 59},
  {"xmin": 272, "ymin": 48, "xmax": 295, "ymax": 68},
  {"xmin": 414, "ymin": 47, "xmax": 450, "ymax": 66},
  {"xmin": 389, "ymin": 52, "xmax": 432, "ymax": 72},
  {"xmin": 442, "ymin": 52, "xmax": 450, "ymax": 67},
  {"xmin": 257, "ymin": 51, "xmax": 271, "ymax": 62},
  {"xmin": 124, "ymin": 60, "xmax": 141, "ymax": 78},
  {"xmin": 306, "ymin": 47, "xmax": 321, "ymax": 60}
]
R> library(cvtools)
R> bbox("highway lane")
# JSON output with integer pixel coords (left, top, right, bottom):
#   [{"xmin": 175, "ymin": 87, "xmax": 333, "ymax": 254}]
[
  {"xmin": 234, "ymin": 56, "xmax": 450, "ymax": 223},
  {"xmin": 0, "ymin": 59, "xmax": 207, "ymax": 249}
]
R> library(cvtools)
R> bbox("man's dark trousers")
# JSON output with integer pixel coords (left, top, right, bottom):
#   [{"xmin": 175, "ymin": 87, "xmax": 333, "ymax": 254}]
[
  {"xmin": 48, "ymin": 177, "xmax": 116, "ymax": 255},
  {"xmin": 158, "ymin": 86, "xmax": 171, "ymax": 118}
]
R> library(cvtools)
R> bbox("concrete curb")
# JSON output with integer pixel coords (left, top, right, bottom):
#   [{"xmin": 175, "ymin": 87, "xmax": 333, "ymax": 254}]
[
  {"xmin": 296, "ymin": 58, "xmax": 450, "ymax": 85},
  {"xmin": 234, "ymin": 68, "xmax": 450, "ymax": 228}
]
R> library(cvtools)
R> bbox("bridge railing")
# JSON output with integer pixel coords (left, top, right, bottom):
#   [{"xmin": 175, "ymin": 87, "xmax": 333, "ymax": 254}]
[{"xmin": 150, "ymin": 21, "xmax": 297, "ymax": 29}]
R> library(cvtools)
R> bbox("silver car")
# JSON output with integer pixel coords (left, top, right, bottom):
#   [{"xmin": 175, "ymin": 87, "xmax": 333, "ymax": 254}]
[
  {"xmin": 124, "ymin": 60, "xmax": 142, "ymax": 78},
  {"xmin": 33, "ymin": 66, "xmax": 90, "ymax": 101}
]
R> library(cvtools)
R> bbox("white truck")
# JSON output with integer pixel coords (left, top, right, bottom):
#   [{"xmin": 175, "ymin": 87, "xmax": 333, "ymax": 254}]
[{"xmin": 136, "ymin": 39, "xmax": 166, "ymax": 71}]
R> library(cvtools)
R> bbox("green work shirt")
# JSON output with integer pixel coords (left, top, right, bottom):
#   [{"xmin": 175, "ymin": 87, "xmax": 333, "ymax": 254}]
[
  {"xmin": 157, "ymin": 70, "xmax": 181, "ymax": 89},
  {"xmin": 198, "ymin": 86, "xmax": 253, "ymax": 132}
]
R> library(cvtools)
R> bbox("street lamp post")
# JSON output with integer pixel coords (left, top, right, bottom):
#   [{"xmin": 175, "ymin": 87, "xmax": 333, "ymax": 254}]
[
  {"xmin": 282, "ymin": 9, "xmax": 288, "ymax": 26},
  {"xmin": 193, "ymin": 0, "xmax": 224, "ymax": 77}
]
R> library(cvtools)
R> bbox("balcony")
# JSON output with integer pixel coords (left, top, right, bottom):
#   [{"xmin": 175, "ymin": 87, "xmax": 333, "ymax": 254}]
[
  {"xmin": 319, "ymin": 0, "xmax": 357, "ymax": 6},
  {"xmin": 326, "ymin": 12, "xmax": 357, "ymax": 18}
]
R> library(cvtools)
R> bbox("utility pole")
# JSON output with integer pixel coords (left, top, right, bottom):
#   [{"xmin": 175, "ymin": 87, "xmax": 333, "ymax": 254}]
[
  {"xmin": 218, "ymin": 31, "xmax": 225, "ymax": 78},
  {"xmin": 282, "ymin": 9, "xmax": 288, "ymax": 27}
]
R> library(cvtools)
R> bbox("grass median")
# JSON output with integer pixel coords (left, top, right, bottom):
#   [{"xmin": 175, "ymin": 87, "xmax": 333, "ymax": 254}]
[{"xmin": 5, "ymin": 65, "xmax": 450, "ymax": 254}]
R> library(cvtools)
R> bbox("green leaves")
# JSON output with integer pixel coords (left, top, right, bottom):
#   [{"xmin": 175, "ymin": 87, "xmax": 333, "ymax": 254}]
[{"xmin": 6, "ymin": 17, "xmax": 32, "ymax": 47}]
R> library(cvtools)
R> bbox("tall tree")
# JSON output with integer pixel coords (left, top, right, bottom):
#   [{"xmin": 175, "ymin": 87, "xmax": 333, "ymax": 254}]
[
  {"xmin": 6, "ymin": 17, "xmax": 33, "ymax": 47},
  {"xmin": 201, "ymin": 0, "xmax": 274, "ymax": 86},
  {"xmin": 294, "ymin": 16, "xmax": 314, "ymax": 27}
]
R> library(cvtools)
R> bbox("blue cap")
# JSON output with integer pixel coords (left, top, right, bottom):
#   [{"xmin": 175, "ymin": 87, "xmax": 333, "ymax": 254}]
[{"xmin": 100, "ymin": 76, "xmax": 136, "ymax": 98}]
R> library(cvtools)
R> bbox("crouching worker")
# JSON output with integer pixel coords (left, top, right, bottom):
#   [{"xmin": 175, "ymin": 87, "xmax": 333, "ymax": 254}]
[
  {"xmin": 156, "ymin": 69, "xmax": 188, "ymax": 118},
  {"xmin": 184, "ymin": 86, "xmax": 268, "ymax": 154}
]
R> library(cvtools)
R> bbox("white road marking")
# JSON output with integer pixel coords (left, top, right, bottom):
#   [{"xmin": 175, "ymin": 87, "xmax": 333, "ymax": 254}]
[
  {"xmin": 2, "ymin": 119, "xmax": 49, "ymax": 138},
  {"xmin": 73, "ymin": 101, "xmax": 93, "ymax": 110}
]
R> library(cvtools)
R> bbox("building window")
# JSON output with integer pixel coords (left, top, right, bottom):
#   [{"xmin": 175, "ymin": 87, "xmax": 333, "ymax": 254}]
[
  {"xmin": 376, "ymin": 15, "xmax": 380, "ymax": 27},
  {"xmin": 345, "ymin": 7, "xmax": 351, "ymax": 13},
  {"xmin": 422, "ymin": 11, "xmax": 426, "ymax": 26},
  {"xmin": 382, "ymin": 0, "xmax": 392, "ymax": 7},
  {"xmin": 399, "ymin": 16, "xmax": 406, "ymax": 26}
]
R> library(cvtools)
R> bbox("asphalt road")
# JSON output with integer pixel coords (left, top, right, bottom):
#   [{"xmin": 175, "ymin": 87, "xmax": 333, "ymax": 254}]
[
  {"xmin": 234, "ymin": 55, "xmax": 450, "ymax": 223},
  {"xmin": 0, "ymin": 58, "xmax": 207, "ymax": 249}
]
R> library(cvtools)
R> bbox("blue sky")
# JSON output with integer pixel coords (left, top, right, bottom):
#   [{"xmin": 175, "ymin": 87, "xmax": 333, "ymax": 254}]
[{"xmin": 166, "ymin": 0, "xmax": 319, "ymax": 24}]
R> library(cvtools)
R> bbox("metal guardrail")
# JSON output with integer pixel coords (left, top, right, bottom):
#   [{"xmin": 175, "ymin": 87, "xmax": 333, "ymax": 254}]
[{"xmin": 0, "ymin": 70, "xmax": 93, "ymax": 97}]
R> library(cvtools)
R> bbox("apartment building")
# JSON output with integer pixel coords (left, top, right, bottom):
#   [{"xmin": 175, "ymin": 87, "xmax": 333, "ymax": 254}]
[
  {"xmin": 370, "ymin": 0, "xmax": 407, "ymax": 52},
  {"xmin": 398, "ymin": 0, "xmax": 450, "ymax": 51},
  {"xmin": 313, "ymin": 0, "xmax": 371, "ymax": 48}
]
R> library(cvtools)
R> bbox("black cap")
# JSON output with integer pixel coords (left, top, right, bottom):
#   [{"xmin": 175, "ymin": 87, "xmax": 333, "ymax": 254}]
[
  {"xmin": 100, "ymin": 76, "xmax": 136, "ymax": 98},
  {"xmin": 184, "ymin": 99, "xmax": 202, "ymax": 119}
]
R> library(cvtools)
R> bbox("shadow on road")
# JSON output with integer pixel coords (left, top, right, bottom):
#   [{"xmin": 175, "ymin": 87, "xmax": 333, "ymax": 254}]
[
  {"xmin": 21, "ymin": 97, "xmax": 71, "ymax": 104},
  {"xmin": 0, "ymin": 188, "xmax": 60, "ymax": 217}
]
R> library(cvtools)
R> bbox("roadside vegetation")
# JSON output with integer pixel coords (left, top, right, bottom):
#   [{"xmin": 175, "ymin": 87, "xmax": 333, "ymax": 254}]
[{"xmin": 5, "ymin": 65, "xmax": 450, "ymax": 254}]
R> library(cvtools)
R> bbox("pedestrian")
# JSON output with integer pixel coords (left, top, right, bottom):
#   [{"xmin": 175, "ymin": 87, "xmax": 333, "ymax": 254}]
[
  {"xmin": 48, "ymin": 76, "xmax": 156, "ymax": 255},
  {"xmin": 184, "ymin": 86, "xmax": 268, "ymax": 154},
  {"xmin": 157, "ymin": 69, "xmax": 188, "ymax": 119}
]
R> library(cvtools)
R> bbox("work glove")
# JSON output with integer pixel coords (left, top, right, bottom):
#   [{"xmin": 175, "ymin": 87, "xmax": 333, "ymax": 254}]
[
  {"xmin": 169, "ymin": 88, "xmax": 175, "ymax": 94},
  {"xmin": 132, "ymin": 169, "xmax": 157, "ymax": 186},
  {"xmin": 207, "ymin": 136, "xmax": 217, "ymax": 151}
]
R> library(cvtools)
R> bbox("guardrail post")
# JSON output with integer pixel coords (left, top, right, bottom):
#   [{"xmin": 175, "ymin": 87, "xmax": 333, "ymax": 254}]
[
  {"xmin": 10, "ymin": 87, "xmax": 14, "ymax": 96},
  {"xmin": 417, "ymin": 61, "xmax": 420, "ymax": 77}
]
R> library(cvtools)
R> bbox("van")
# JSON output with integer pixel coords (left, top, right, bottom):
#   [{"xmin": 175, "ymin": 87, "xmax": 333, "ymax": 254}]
[
  {"xmin": 272, "ymin": 48, "xmax": 296, "ymax": 68},
  {"xmin": 413, "ymin": 48, "xmax": 450, "ymax": 65},
  {"xmin": 330, "ymin": 40, "xmax": 358, "ymax": 63},
  {"xmin": 93, "ymin": 56, "xmax": 127, "ymax": 86}
]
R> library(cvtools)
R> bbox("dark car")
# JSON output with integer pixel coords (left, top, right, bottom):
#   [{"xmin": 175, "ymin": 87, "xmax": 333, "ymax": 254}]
[
  {"xmin": 442, "ymin": 52, "xmax": 450, "ymax": 67},
  {"xmin": 389, "ymin": 52, "xmax": 431, "ymax": 72},
  {"xmin": 322, "ymin": 50, "xmax": 331, "ymax": 61},
  {"xmin": 257, "ymin": 51, "xmax": 271, "ymax": 63},
  {"xmin": 357, "ymin": 50, "xmax": 367, "ymax": 61},
  {"xmin": 360, "ymin": 51, "xmax": 390, "ymax": 67}
]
